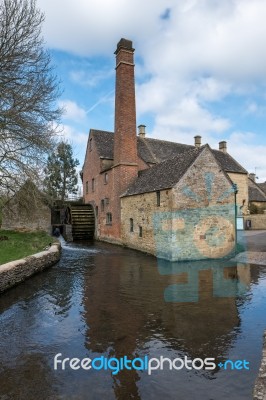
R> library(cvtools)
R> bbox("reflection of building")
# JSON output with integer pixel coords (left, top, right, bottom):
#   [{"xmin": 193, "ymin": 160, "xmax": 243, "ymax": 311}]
[
  {"xmin": 82, "ymin": 38, "xmax": 250, "ymax": 260},
  {"xmin": 82, "ymin": 248, "xmax": 251, "ymax": 397}
]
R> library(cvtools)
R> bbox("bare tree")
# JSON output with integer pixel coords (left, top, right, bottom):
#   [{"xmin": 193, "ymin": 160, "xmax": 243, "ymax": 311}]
[{"xmin": 0, "ymin": 0, "xmax": 62, "ymax": 196}]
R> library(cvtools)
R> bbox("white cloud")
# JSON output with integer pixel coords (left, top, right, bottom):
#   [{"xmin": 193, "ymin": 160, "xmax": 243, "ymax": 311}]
[
  {"xmin": 227, "ymin": 131, "xmax": 266, "ymax": 182},
  {"xmin": 37, "ymin": 0, "xmax": 266, "ymax": 174},
  {"xmin": 59, "ymin": 100, "xmax": 87, "ymax": 121},
  {"xmin": 59, "ymin": 124, "xmax": 88, "ymax": 145}
]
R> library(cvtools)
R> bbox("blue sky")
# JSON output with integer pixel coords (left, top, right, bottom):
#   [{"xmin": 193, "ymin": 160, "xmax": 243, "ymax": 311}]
[{"xmin": 38, "ymin": 0, "xmax": 266, "ymax": 181}]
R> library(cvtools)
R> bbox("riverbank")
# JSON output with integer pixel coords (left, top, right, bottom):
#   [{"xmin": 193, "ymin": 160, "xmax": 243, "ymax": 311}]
[
  {"xmin": 0, "ymin": 242, "xmax": 61, "ymax": 293},
  {"xmin": 0, "ymin": 229, "xmax": 53, "ymax": 264}
]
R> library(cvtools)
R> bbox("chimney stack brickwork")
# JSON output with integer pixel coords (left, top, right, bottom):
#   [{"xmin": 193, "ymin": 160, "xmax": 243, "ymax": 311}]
[
  {"xmin": 249, "ymin": 173, "xmax": 256, "ymax": 182},
  {"xmin": 219, "ymin": 141, "xmax": 227, "ymax": 153},
  {"xmin": 194, "ymin": 135, "xmax": 202, "ymax": 148},
  {"xmin": 138, "ymin": 125, "xmax": 146, "ymax": 138},
  {"xmin": 114, "ymin": 38, "xmax": 138, "ymax": 167},
  {"xmin": 112, "ymin": 39, "xmax": 139, "ymax": 238}
]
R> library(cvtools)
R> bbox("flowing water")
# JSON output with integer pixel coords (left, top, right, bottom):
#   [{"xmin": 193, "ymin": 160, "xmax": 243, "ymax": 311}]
[{"xmin": 1, "ymin": 238, "xmax": 266, "ymax": 400}]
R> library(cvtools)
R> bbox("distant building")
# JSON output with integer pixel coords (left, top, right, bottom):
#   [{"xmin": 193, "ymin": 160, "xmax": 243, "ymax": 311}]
[
  {"xmin": 81, "ymin": 38, "xmax": 252, "ymax": 261},
  {"xmin": 248, "ymin": 174, "xmax": 266, "ymax": 212}
]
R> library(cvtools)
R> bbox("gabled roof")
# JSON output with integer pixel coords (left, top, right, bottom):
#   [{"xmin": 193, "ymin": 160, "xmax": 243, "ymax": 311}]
[
  {"xmin": 248, "ymin": 179, "xmax": 266, "ymax": 202},
  {"xmin": 89, "ymin": 129, "xmax": 247, "ymax": 174},
  {"xmin": 91, "ymin": 129, "xmax": 114, "ymax": 159},
  {"xmin": 122, "ymin": 145, "xmax": 208, "ymax": 197}
]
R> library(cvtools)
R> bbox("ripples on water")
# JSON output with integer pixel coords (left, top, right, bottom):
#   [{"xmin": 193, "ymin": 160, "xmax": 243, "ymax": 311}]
[{"xmin": 0, "ymin": 240, "xmax": 266, "ymax": 400}]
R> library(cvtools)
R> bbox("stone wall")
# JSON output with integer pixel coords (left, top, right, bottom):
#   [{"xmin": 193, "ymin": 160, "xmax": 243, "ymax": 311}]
[
  {"xmin": 121, "ymin": 189, "xmax": 171, "ymax": 256},
  {"xmin": 244, "ymin": 214, "xmax": 266, "ymax": 230},
  {"xmin": 0, "ymin": 243, "xmax": 61, "ymax": 293},
  {"xmin": 121, "ymin": 147, "xmax": 236, "ymax": 261},
  {"xmin": 1, "ymin": 181, "xmax": 51, "ymax": 233}
]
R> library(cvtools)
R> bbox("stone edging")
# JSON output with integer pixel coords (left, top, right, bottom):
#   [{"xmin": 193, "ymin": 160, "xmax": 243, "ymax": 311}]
[
  {"xmin": 254, "ymin": 331, "xmax": 266, "ymax": 400},
  {"xmin": 0, "ymin": 242, "xmax": 61, "ymax": 294}
]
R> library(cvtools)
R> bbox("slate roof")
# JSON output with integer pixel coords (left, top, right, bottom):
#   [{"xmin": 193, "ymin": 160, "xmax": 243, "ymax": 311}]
[
  {"xmin": 122, "ymin": 146, "xmax": 205, "ymax": 196},
  {"xmin": 248, "ymin": 179, "xmax": 266, "ymax": 202},
  {"xmin": 91, "ymin": 130, "xmax": 114, "ymax": 159},
  {"xmin": 90, "ymin": 129, "xmax": 247, "ymax": 174},
  {"xmin": 258, "ymin": 182, "xmax": 266, "ymax": 195}
]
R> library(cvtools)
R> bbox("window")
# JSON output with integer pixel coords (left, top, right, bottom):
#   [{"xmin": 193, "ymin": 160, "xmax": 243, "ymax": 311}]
[
  {"xmin": 106, "ymin": 213, "xmax": 112, "ymax": 225},
  {"xmin": 95, "ymin": 206, "xmax": 98, "ymax": 217},
  {"xmin": 101, "ymin": 199, "xmax": 104, "ymax": 212},
  {"xmin": 156, "ymin": 191, "xmax": 160, "ymax": 207},
  {"xmin": 130, "ymin": 218, "xmax": 134, "ymax": 232},
  {"xmin": 139, "ymin": 226, "xmax": 143, "ymax": 237},
  {"xmin": 104, "ymin": 173, "xmax": 108, "ymax": 184},
  {"xmin": 92, "ymin": 178, "xmax": 95, "ymax": 192},
  {"xmin": 85, "ymin": 181, "xmax": 88, "ymax": 194}
]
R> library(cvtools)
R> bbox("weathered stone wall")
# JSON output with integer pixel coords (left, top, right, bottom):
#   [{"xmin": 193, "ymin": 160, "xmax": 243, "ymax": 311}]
[
  {"xmin": 0, "ymin": 243, "xmax": 61, "ymax": 293},
  {"xmin": 244, "ymin": 214, "xmax": 266, "ymax": 230},
  {"xmin": 1, "ymin": 181, "xmax": 51, "ymax": 233},
  {"xmin": 228, "ymin": 172, "xmax": 249, "ymax": 214},
  {"xmin": 121, "ymin": 189, "xmax": 171, "ymax": 256},
  {"xmin": 253, "ymin": 331, "xmax": 266, "ymax": 400},
  {"xmin": 2, "ymin": 203, "xmax": 51, "ymax": 232},
  {"xmin": 121, "ymin": 147, "xmax": 236, "ymax": 261}
]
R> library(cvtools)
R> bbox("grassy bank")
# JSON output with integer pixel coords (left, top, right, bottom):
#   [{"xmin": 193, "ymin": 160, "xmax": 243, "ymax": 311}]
[{"xmin": 0, "ymin": 230, "xmax": 53, "ymax": 265}]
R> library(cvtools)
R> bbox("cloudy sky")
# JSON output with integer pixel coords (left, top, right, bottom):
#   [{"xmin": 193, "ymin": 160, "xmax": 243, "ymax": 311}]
[{"xmin": 37, "ymin": 0, "xmax": 266, "ymax": 181}]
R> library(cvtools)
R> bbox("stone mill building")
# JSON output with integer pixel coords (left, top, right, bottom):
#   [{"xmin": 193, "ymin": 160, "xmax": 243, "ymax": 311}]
[{"xmin": 81, "ymin": 38, "xmax": 251, "ymax": 261}]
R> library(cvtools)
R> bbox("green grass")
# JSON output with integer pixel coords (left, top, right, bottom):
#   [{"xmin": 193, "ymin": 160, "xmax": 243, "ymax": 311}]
[{"xmin": 0, "ymin": 230, "xmax": 53, "ymax": 265}]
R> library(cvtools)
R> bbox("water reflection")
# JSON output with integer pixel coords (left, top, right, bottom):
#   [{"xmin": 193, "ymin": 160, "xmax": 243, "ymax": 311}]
[
  {"xmin": 82, "ymin": 252, "xmax": 253, "ymax": 398},
  {"xmin": 0, "ymin": 242, "xmax": 265, "ymax": 400},
  {"xmin": 157, "ymin": 259, "xmax": 250, "ymax": 301}
]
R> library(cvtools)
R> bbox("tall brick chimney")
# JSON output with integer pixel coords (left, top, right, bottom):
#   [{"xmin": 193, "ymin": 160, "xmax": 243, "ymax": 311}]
[
  {"xmin": 112, "ymin": 39, "xmax": 139, "ymax": 239},
  {"xmin": 114, "ymin": 38, "xmax": 138, "ymax": 166}
]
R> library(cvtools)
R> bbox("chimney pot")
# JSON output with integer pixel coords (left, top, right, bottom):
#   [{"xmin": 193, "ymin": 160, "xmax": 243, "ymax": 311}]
[
  {"xmin": 249, "ymin": 173, "xmax": 256, "ymax": 182},
  {"xmin": 219, "ymin": 141, "xmax": 227, "ymax": 153},
  {"xmin": 194, "ymin": 135, "xmax": 201, "ymax": 148},
  {"xmin": 138, "ymin": 124, "xmax": 146, "ymax": 138}
]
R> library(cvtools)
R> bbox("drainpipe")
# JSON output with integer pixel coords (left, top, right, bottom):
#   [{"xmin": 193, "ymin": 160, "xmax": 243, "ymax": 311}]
[{"xmin": 232, "ymin": 183, "xmax": 238, "ymax": 253}]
